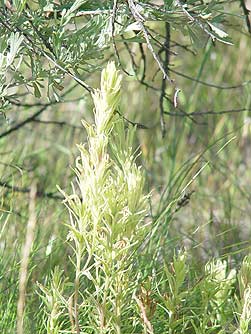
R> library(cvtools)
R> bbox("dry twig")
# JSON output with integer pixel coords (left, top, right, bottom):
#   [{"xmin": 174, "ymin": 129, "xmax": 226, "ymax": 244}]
[
  {"xmin": 127, "ymin": 0, "xmax": 172, "ymax": 82},
  {"xmin": 17, "ymin": 182, "xmax": 37, "ymax": 334}
]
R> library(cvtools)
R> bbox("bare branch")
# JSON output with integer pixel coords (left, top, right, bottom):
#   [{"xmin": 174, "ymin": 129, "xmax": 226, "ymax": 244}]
[
  {"xmin": 111, "ymin": 0, "xmax": 131, "ymax": 75},
  {"xmin": 240, "ymin": 0, "xmax": 251, "ymax": 35},
  {"xmin": 0, "ymin": 105, "xmax": 48, "ymax": 139},
  {"xmin": 159, "ymin": 23, "xmax": 171, "ymax": 137},
  {"xmin": 164, "ymin": 107, "xmax": 251, "ymax": 117},
  {"xmin": 170, "ymin": 68, "xmax": 251, "ymax": 89},
  {"xmin": 127, "ymin": 0, "xmax": 172, "ymax": 82},
  {"xmin": 0, "ymin": 180, "xmax": 63, "ymax": 200}
]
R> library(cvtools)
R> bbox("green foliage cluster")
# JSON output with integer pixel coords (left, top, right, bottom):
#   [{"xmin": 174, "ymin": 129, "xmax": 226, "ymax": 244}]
[{"xmin": 0, "ymin": 0, "xmax": 231, "ymax": 114}]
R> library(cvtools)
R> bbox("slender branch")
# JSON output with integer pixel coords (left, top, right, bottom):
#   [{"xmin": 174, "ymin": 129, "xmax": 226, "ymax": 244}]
[
  {"xmin": 159, "ymin": 23, "xmax": 171, "ymax": 137},
  {"xmin": 5, "ymin": 96, "xmax": 84, "ymax": 108},
  {"xmin": 0, "ymin": 181, "xmax": 63, "ymax": 200},
  {"xmin": 164, "ymin": 107, "xmax": 251, "ymax": 117},
  {"xmin": 127, "ymin": 0, "xmax": 172, "ymax": 82},
  {"xmin": 0, "ymin": 105, "xmax": 48, "ymax": 139},
  {"xmin": 26, "ymin": 7, "xmax": 56, "ymax": 56},
  {"xmin": 116, "ymin": 111, "xmax": 152, "ymax": 129},
  {"xmin": 123, "ymin": 37, "xmax": 139, "ymax": 74},
  {"xmin": 164, "ymin": 95, "xmax": 199, "ymax": 124},
  {"xmin": 176, "ymin": 0, "xmax": 217, "ymax": 41},
  {"xmin": 190, "ymin": 108, "xmax": 251, "ymax": 116},
  {"xmin": 240, "ymin": 0, "xmax": 251, "ymax": 35},
  {"xmin": 111, "ymin": 0, "xmax": 131, "ymax": 76},
  {"xmin": 170, "ymin": 68, "xmax": 251, "ymax": 89},
  {"xmin": 171, "ymin": 40, "xmax": 197, "ymax": 55},
  {"xmin": 148, "ymin": 29, "xmax": 177, "ymax": 56},
  {"xmin": 44, "ymin": 9, "xmax": 112, "ymax": 19},
  {"xmin": 75, "ymin": 9, "xmax": 112, "ymax": 17},
  {"xmin": 124, "ymin": 36, "xmax": 146, "ymax": 82},
  {"xmin": 32, "ymin": 119, "xmax": 82, "ymax": 129},
  {"xmin": 147, "ymin": 27, "xmax": 196, "ymax": 55},
  {"xmin": 0, "ymin": 55, "xmax": 115, "ymax": 139},
  {"xmin": 4, "ymin": 100, "xmax": 52, "ymax": 108},
  {"xmin": 139, "ymin": 43, "xmax": 146, "ymax": 83}
]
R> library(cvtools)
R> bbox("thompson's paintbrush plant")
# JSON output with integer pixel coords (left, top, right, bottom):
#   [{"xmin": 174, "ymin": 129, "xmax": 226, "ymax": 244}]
[{"xmin": 39, "ymin": 62, "xmax": 150, "ymax": 333}]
